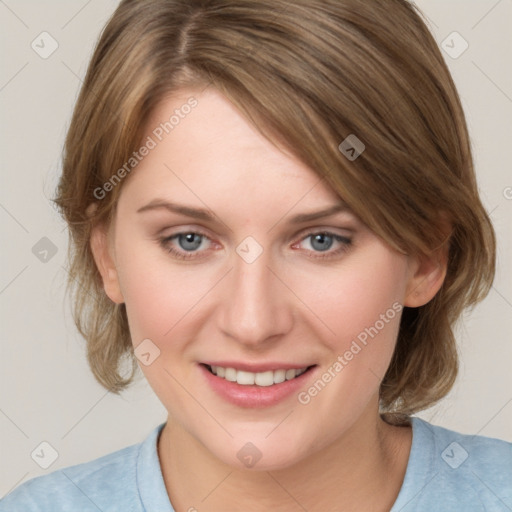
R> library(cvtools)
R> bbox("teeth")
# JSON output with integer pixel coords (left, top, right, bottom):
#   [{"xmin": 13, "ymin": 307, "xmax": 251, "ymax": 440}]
[{"xmin": 209, "ymin": 365, "xmax": 309, "ymax": 386}]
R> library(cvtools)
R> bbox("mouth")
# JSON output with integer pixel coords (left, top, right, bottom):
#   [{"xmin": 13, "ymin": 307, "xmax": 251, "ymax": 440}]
[
  {"xmin": 202, "ymin": 363, "xmax": 316, "ymax": 387},
  {"xmin": 199, "ymin": 362, "xmax": 318, "ymax": 408}
]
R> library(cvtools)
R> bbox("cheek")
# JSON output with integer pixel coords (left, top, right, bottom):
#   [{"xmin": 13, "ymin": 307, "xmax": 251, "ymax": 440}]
[
  {"xmin": 114, "ymin": 237, "xmax": 208, "ymax": 343},
  {"xmin": 296, "ymin": 242, "xmax": 407, "ymax": 364},
  {"xmin": 292, "ymin": 248, "xmax": 407, "ymax": 422},
  {"xmin": 117, "ymin": 262, "xmax": 173, "ymax": 344},
  {"xmin": 114, "ymin": 242, "xmax": 208, "ymax": 411}
]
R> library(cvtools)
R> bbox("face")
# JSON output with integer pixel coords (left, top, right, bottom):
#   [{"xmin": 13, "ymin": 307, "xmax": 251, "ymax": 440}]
[{"xmin": 92, "ymin": 87, "xmax": 440, "ymax": 470}]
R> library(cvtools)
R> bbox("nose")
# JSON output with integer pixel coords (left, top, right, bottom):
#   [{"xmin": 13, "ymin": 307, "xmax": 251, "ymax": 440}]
[{"xmin": 217, "ymin": 245, "xmax": 293, "ymax": 348}]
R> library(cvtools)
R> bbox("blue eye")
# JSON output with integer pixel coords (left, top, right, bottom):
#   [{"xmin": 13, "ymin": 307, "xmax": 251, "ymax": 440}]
[
  {"xmin": 159, "ymin": 230, "xmax": 352, "ymax": 261},
  {"xmin": 309, "ymin": 233, "xmax": 336, "ymax": 251},
  {"xmin": 175, "ymin": 232, "xmax": 203, "ymax": 251},
  {"xmin": 298, "ymin": 232, "xmax": 352, "ymax": 259},
  {"xmin": 159, "ymin": 231, "xmax": 211, "ymax": 260}
]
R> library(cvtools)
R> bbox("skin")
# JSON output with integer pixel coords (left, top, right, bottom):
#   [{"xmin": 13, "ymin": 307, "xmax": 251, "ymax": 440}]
[{"xmin": 90, "ymin": 87, "xmax": 447, "ymax": 511}]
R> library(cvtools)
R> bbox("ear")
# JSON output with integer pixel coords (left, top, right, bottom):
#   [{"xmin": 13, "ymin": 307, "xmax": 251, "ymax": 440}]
[
  {"xmin": 404, "ymin": 242, "xmax": 449, "ymax": 308},
  {"xmin": 89, "ymin": 220, "xmax": 125, "ymax": 304}
]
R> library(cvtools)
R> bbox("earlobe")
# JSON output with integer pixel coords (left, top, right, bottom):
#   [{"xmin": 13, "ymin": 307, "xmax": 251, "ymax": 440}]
[{"xmin": 90, "ymin": 223, "xmax": 124, "ymax": 304}]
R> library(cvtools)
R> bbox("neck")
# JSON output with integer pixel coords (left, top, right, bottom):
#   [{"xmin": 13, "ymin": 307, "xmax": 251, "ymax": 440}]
[{"xmin": 157, "ymin": 401, "xmax": 412, "ymax": 512}]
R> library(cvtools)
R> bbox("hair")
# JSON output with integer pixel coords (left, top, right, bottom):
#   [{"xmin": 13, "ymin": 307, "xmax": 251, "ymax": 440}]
[{"xmin": 53, "ymin": 0, "xmax": 495, "ymax": 420}]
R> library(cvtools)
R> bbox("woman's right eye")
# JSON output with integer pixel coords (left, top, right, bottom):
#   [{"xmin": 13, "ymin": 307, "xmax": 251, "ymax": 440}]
[{"xmin": 159, "ymin": 231, "xmax": 213, "ymax": 260}]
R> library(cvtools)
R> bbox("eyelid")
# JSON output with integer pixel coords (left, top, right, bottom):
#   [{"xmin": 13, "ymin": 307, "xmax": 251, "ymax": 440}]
[
  {"xmin": 295, "ymin": 224, "xmax": 354, "ymax": 237},
  {"xmin": 156, "ymin": 223, "xmax": 213, "ymax": 237}
]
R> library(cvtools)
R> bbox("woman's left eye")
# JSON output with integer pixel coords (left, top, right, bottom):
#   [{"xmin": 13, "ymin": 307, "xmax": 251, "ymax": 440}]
[
  {"xmin": 158, "ymin": 230, "xmax": 352, "ymax": 261},
  {"xmin": 294, "ymin": 231, "xmax": 352, "ymax": 259}
]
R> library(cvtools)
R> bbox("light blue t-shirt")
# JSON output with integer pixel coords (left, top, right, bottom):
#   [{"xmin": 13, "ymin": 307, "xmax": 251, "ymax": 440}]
[{"xmin": 1, "ymin": 417, "xmax": 511, "ymax": 511}]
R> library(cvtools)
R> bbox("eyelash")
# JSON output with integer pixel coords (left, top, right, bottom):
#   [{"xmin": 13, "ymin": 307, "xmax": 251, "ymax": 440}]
[{"xmin": 158, "ymin": 229, "xmax": 353, "ymax": 261}]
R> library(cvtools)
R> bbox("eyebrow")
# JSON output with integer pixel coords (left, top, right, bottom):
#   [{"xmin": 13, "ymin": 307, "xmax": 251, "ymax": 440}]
[{"xmin": 136, "ymin": 199, "xmax": 349, "ymax": 224}]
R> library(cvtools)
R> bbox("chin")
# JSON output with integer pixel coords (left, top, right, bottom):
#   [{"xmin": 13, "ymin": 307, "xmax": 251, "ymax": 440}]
[{"xmin": 205, "ymin": 433, "xmax": 311, "ymax": 472}]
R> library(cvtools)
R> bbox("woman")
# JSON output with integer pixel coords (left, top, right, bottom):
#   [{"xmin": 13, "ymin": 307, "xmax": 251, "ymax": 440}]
[{"xmin": 2, "ymin": 0, "xmax": 510, "ymax": 510}]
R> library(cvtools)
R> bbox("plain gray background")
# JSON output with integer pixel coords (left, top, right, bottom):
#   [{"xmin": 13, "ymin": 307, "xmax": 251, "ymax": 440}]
[{"xmin": 1, "ymin": 0, "xmax": 511, "ymax": 497}]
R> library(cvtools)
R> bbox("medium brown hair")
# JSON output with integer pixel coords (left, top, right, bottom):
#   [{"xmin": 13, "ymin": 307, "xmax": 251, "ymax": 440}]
[{"xmin": 53, "ymin": 0, "xmax": 496, "ymax": 418}]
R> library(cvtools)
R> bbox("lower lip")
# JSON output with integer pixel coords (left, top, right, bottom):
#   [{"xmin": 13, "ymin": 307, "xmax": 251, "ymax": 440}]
[{"xmin": 199, "ymin": 364, "xmax": 317, "ymax": 408}]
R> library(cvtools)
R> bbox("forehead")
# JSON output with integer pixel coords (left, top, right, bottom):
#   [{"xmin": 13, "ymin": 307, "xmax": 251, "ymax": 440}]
[{"xmin": 117, "ymin": 87, "xmax": 342, "ymax": 214}]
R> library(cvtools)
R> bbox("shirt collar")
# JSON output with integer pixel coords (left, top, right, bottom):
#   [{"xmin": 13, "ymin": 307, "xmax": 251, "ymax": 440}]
[{"xmin": 136, "ymin": 422, "xmax": 175, "ymax": 512}]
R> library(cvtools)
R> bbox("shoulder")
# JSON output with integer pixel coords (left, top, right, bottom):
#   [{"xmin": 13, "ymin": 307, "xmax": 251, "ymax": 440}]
[
  {"xmin": 416, "ymin": 417, "xmax": 512, "ymax": 478},
  {"xmin": 392, "ymin": 417, "xmax": 512, "ymax": 512},
  {"xmin": 0, "ymin": 441, "xmax": 142, "ymax": 512}
]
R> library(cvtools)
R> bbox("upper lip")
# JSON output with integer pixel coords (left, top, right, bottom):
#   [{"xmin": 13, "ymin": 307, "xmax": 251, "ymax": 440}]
[{"xmin": 201, "ymin": 361, "xmax": 315, "ymax": 373}]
